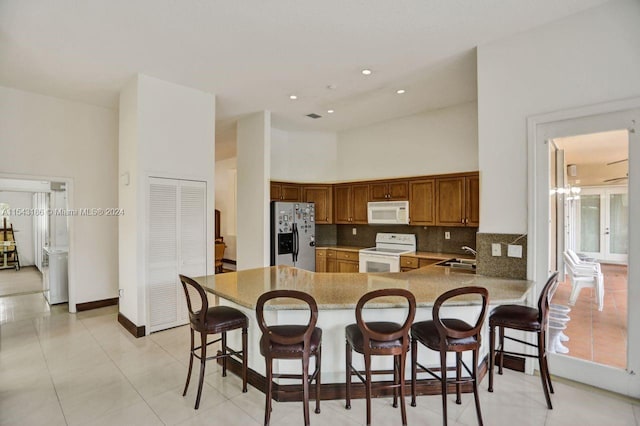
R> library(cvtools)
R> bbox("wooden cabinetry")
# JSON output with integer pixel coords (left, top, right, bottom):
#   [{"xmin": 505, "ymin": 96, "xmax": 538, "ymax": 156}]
[
  {"xmin": 316, "ymin": 248, "xmax": 358, "ymax": 272},
  {"xmin": 435, "ymin": 174, "xmax": 479, "ymax": 227},
  {"xmin": 334, "ymin": 184, "xmax": 369, "ymax": 224},
  {"xmin": 408, "ymin": 179, "xmax": 435, "ymax": 225},
  {"xmin": 336, "ymin": 250, "xmax": 359, "ymax": 272},
  {"xmin": 270, "ymin": 182, "xmax": 300, "ymax": 201},
  {"xmin": 326, "ymin": 249, "xmax": 336, "ymax": 272},
  {"xmin": 315, "ymin": 249, "xmax": 327, "ymax": 272},
  {"xmin": 369, "ymin": 180, "xmax": 408, "ymax": 201},
  {"xmin": 302, "ymin": 185, "xmax": 333, "ymax": 224}
]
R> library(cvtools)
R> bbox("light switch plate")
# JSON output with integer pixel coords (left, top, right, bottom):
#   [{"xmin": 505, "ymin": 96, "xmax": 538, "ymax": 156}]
[
  {"xmin": 508, "ymin": 244, "xmax": 523, "ymax": 258},
  {"xmin": 445, "ymin": 232, "xmax": 451, "ymax": 240},
  {"xmin": 491, "ymin": 243, "xmax": 501, "ymax": 256},
  {"xmin": 352, "ymin": 227, "xmax": 357, "ymax": 235}
]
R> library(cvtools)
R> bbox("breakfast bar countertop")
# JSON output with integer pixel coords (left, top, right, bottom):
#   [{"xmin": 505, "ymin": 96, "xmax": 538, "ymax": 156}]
[{"xmin": 193, "ymin": 265, "xmax": 533, "ymax": 311}]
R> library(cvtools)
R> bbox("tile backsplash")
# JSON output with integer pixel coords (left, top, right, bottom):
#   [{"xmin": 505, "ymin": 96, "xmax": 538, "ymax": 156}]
[
  {"xmin": 476, "ymin": 233, "xmax": 527, "ymax": 279},
  {"xmin": 316, "ymin": 224, "xmax": 477, "ymax": 255}
]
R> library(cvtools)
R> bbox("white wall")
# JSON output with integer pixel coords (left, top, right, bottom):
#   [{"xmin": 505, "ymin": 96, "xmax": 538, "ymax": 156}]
[
  {"xmin": 271, "ymin": 128, "xmax": 338, "ymax": 182},
  {"xmin": 477, "ymin": 0, "xmax": 640, "ymax": 233},
  {"xmin": 215, "ymin": 157, "xmax": 237, "ymax": 260},
  {"xmin": 119, "ymin": 74, "xmax": 216, "ymax": 327},
  {"xmin": 237, "ymin": 111, "xmax": 271, "ymax": 270},
  {"xmin": 0, "ymin": 86, "xmax": 118, "ymax": 305},
  {"xmin": 336, "ymin": 102, "xmax": 478, "ymax": 181},
  {"xmin": 0, "ymin": 191, "xmax": 35, "ymax": 266}
]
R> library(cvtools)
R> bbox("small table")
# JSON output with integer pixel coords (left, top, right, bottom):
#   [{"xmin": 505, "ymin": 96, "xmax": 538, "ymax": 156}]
[{"xmin": 0, "ymin": 240, "xmax": 17, "ymax": 270}]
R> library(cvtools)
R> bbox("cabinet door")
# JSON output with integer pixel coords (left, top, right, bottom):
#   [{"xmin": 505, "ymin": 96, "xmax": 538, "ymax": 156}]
[
  {"xmin": 369, "ymin": 183, "xmax": 389, "ymax": 201},
  {"xmin": 465, "ymin": 175, "xmax": 480, "ymax": 227},
  {"xmin": 409, "ymin": 179, "xmax": 435, "ymax": 225},
  {"xmin": 352, "ymin": 184, "xmax": 370, "ymax": 224},
  {"xmin": 303, "ymin": 185, "xmax": 333, "ymax": 224},
  {"xmin": 337, "ymin": 260, "xmax": 359, "ymax": 273},
  {"xmin": 334, "ymin": 185, "xmax": 352, "ymax": 224},
  {"xmin": 436, "ymin": 177, "xmax": 465, "ymax": 227},
  {"xmin": 315, "ymin": 250, "xmax": 327, "ymax": 272},
  {"xmin": 388, "ymin": 181, "xmax": 408, "ymax": 200},
  {"xmin": 280, "ymin": 184, "xmax": 301, "ymax": 201},
  {"xmin": 270, "ymin": 183, "xmax": 281, "ymax": 201}
]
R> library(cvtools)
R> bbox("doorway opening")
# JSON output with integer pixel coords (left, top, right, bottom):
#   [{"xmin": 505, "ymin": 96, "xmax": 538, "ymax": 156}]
[
  {"xmin": 0, "ymin": 177, "xmax": 71, "ymax": 324},
  {"xmin": 549, "ymin": 129, "xmax": 628, "ymax": 369}
]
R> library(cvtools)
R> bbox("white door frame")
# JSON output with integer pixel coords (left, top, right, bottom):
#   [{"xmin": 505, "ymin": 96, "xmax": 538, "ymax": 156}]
[
  {"xmin": 527, "ymin": 98, "xmax": 640, "ymax": 398},
  {"xmin": 0, "ymin": 172, "xmax": 76, "ymax": 313},
  {"xmin": 527, "ymin": 97, "xmax": 640, "ymax": 397}
]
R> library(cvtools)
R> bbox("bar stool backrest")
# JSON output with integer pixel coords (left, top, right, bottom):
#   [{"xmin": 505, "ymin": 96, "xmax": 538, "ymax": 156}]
[
  {"xmin": 356, "ymin": 288, "xmax": 416, "ymax": 354},
  {"xmin": 179, "ymin": 274, "xmax": 209, "ymax": 326},
  {"xmin": 257, "ymin": 290, "xmax": 318, "ymax": 347},
  {"xmin": 432, "ymin": 286, "xmax": 489, "ymax": 349},
  {"xmin": 537, "ymin": 272, "xmax": 560, "ymax": 328}
]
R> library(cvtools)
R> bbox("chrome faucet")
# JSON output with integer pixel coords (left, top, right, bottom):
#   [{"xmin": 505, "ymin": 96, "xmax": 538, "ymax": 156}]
[{"xmin": 461, "ymin": 246, "xmax": 477, "ymax": 257}]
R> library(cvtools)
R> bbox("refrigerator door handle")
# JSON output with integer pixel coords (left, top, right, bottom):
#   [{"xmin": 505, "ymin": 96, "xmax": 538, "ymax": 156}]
[{"xmin": 292, "ymin": 223, "xmax": 299, "ymax": 262}]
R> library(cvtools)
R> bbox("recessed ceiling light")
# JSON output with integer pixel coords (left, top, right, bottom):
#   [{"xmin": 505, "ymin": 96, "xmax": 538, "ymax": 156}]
[
  {"xmin": 361, "ymin": 69, "xmax": 372, "ymax": 76},
  {"xmin": 289, "ymin": 95, "xmax": 298, "ymax": 100},
  {"xmin": 396, "ymin": 89, "xmax": 406, "ymax": 94},
  {"xmin": 327, "ymin": 109, "xmax": 334, "ymax": 114}
]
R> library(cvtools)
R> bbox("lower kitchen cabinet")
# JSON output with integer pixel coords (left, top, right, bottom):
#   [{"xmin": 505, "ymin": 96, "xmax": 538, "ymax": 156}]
[
  {"xmin": 315, "ymin": 249, "xmax": 327, "ymax": 272},
  {"xmin": 336, "ymin": 250, "xmax": 359, "ymax": 272},
  {"xmin": 400, "ymin": 256, "xmax": 440, "ymax": 272},
  {"xmin": 316, "ymin": 248, "xmax": 358, "ymax": 272}
]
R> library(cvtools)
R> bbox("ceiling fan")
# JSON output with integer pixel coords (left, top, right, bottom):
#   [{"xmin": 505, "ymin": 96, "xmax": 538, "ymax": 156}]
[
  {"xmin": 603, "ymin": 173, "xmax": 628, "ymax": 183},
  {"xmin": 606, "ymin": 158, "xmax": 628, "ymax": 166}
]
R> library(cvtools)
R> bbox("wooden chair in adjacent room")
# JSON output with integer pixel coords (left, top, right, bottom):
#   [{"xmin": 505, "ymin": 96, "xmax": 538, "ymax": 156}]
[
  {"xmin": 345, "ymin": 288, "xmax": 416, "ymax": 426},
  {"xmin": 257, "ymin": 290, "xmax": 322, "ymax": 426},
  {"xmin": 179, "ymin": 274, "xmax": 248, "ymax": 409},
  {"xmin": 410, "ymin": 286, "xmax": 489, "ymax": 426},
  {"xmin": 487, "ymin": 272, "xmax": 560, "ymax": 409}
]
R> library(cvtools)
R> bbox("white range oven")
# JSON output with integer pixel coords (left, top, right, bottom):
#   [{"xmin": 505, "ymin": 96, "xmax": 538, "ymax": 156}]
[{"xmin": 359, "ymin": 233, "xmax": 416, "ymax": 273}]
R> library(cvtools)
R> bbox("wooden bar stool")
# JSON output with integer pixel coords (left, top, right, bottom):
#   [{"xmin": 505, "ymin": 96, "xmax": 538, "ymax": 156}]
[
  {"xmin": 345, "ymin": 288, "xmax": 416, "ymax": 426},
  {"xmin": 257, "ymin": 290, "xmax": 322, "ymax": 426},
  {"xmin": 410, "ymin": 286, "xmax": 489, "ymax": 426},
  {"xmin": 179, "ymin": 275, "xmax": 248, "ymax": 409},
  {"xmin": 488, "ymin": 272, "xmax": 559, "ymax": 409}
]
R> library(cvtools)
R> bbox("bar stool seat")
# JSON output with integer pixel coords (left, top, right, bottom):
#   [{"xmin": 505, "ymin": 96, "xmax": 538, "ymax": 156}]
[
  {"xmin": 260, "ymin": 325, "xmax": 322, "ymax": 354},
  {"xmin": 488, "ymin": 305, "xmax": 539, "ymax": 330},
  {"xmin": 411, "ymin": 319, "xmax": 477, "ymax": 348},
  {"xmin": 193, "ymin": 306, "xmax": 248, "ymax": 333},
  {"xmin": 345, "ymin": 322, "xmax": 406, "ymax": 351}
]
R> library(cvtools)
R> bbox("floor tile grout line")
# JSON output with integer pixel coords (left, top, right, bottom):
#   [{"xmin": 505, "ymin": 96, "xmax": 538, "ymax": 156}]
[
  {"xmin": 33, "ymin": 316, "xmax": 70, "ymax": 426},
  {"xmin": 76, "ymin": 312, "xmax": 169, "ymax": 426}
]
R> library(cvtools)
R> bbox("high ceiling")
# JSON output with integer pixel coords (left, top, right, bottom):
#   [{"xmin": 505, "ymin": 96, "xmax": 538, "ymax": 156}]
[{"xmin": 0, "ymin": 0, "xmax": 609, "ymax": 152}]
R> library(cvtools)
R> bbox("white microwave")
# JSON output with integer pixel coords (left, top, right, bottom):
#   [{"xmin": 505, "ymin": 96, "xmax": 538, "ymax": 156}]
[{"xmin": 367, "ymin": 201, "xmax": 409, "ymax": 225}]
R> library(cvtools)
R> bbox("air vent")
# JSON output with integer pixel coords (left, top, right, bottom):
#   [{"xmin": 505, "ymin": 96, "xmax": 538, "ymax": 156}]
[{"xmin": 306, "ymin": 113, "xmax": 322, "ymax": 119}]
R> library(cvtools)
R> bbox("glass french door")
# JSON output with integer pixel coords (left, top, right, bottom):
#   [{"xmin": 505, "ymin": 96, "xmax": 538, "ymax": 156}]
[{"xmin": 577, "ymin": 187, "xmax": 628, "ymax": 263}]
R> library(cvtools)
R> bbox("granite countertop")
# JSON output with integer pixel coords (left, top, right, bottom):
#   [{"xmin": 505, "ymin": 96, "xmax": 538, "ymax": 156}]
[
  {"xmin": 194, "ymin": 265, "xmax": 533, "ymax": 311},
  {"xmin": 403, "ymin": 251, "xmax": 475, "ymax": 261}
]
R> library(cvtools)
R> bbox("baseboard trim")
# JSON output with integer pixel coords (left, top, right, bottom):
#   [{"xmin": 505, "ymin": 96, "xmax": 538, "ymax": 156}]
[
  {"xmin": 218, "ymin": 354, "xmax": 488, "ymax": 402},
  {"xmin": 76, "ymin": 297, "xmax": 119, "ymax": 312},
  {"xmin": 501, "ymin": 354, "xmax": 526, "ymax": 372},
  {"xmin": 222, "ymin": 258, "xmax": 236, "ymax": 265},
  {"xmin": 117, "ymin": 312, "xmax": 145, "ymax": 338}
]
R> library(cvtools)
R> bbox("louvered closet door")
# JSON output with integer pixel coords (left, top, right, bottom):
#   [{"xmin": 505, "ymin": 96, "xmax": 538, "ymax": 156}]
[{"xmin": 147, "ymin": 178, "xmax": 207, "ymax": 333}]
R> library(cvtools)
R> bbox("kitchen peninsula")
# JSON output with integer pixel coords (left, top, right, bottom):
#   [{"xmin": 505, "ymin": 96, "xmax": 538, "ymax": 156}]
[{"xmin": 194, "ymin": 264, "xmax": 533, "ymax": 400}]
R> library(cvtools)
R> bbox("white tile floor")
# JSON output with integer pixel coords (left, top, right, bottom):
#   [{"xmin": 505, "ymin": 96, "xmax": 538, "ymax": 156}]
[{"xmin": 0, "ymin": 293, "xmax": 639, "ymax": 426}]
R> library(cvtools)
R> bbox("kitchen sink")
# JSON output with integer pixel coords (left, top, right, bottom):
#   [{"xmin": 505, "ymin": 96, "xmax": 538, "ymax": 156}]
[{"xmin": 435, "ymin": 258, "xmax": 477, "ymax": 271}]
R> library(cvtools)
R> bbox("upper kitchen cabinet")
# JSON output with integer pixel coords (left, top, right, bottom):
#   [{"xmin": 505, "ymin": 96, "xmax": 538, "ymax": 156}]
[
  {"xmin": 369, "ymin": 180, "xmax": 408, "ymax": 201},
  {"xmin": 465, "ymin": 175, "xmax": 480, "ymax": 227},
  {"xmin": 408, "ymin": 178, "xmax": 435, "ymax": 225},
  {"xmin": 302, "ymin": 184, "xmax": 333, "ymax": 224},
  {"xmin": 435, "ymin": 174, "xmax": 479, "ymax": 227},
  {"xmin": 334, "ymin": 183, "xmax": 369, "ymax": 224},
  {"xmin": 270, "ymin": 181, "xmax": 300, "ymax": 202}
]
